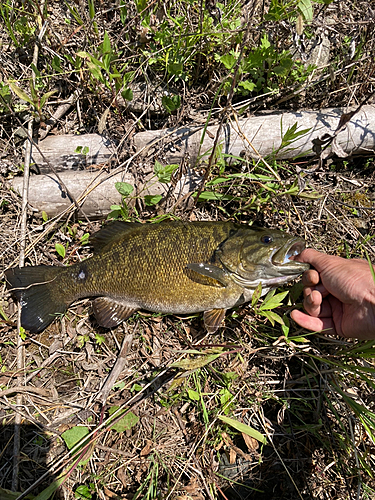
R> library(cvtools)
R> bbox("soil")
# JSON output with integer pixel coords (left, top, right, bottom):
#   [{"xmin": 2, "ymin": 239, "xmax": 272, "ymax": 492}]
[{"xmin": 1, "ymin": 1, "xmax": 375, "ymax": 499}]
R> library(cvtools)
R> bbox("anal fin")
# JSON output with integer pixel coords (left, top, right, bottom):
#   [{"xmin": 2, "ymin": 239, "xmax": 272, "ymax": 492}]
[
  {"xmin": 92, "ymin": 297, "xmax": 138, "ymax": 328},
  {"xmin": 203, "ymin": 308, "xmax": 226, "ymax": 334}
]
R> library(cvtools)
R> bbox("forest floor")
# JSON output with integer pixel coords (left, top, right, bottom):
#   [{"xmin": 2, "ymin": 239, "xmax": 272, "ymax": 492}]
[{"xmin": 1, "ymin": 0, "xmax": 375, "ymax": 499}]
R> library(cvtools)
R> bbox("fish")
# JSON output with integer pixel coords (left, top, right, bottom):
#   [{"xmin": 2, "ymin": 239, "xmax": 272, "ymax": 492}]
[{"xmin": 4, "ymin": 221, "xmax": 309, "ymax": 334}]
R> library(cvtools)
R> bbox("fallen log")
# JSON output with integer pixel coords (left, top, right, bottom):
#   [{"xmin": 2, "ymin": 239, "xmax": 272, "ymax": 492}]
[
  {"xmin": 28, "ymin": 106, "xmax": 375, "ymax": 175},
  {"xmin": 11, "ymin": 169, "xmax": 201, "ymax": 218},
  {"xmin": 134, "ymin": 105, "xmax": 375, "ymax": 164},
  {"xmin": 30, "ymin": 134, "xmax": 117, "ymax": 174},
  {"xmin": 12, "ymin": 105, "xmax": 375, "ymax": 218}
]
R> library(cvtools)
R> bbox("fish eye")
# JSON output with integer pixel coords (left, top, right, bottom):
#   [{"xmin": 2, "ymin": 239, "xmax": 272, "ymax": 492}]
[{"xmin": 261, "ymin": 235, "xmax": 273, "ymax": 244}]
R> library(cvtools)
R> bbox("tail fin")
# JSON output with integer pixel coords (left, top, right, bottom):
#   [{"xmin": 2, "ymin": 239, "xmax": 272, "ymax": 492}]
[{"xmin": 5, "ymin": 266, "xmax": 68, "ymax": 333}]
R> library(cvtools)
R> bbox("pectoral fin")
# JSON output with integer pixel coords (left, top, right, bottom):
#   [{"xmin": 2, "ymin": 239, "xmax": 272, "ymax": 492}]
[
  {"xmin": 203, "ymin": 308, "xmax": 226, "ymax": 334},
  {"xmin": 92, "ymin": 297, "xmax": 138, "ymax": 328},
  {"xmin": 186, "ymin": 263, "xmax": 229, "ymax": 287}
]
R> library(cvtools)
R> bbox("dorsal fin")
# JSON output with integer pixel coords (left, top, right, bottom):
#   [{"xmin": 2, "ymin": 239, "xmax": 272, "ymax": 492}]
[{"xmin": 90, "ymin": 221, "xmax": 142, "ymax": 252}]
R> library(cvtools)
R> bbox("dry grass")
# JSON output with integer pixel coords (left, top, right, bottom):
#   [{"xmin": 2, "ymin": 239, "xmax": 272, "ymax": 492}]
[{"xmin": 1, "ymin": 0, "xmax": 375, "ymax": 499}]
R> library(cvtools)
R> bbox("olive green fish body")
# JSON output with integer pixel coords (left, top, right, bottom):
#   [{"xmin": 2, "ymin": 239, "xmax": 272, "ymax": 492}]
[
  {"xmin": 67, "ymin": 222, "xmax": 246, "ymax": 313},
  {"xmin": 5, "ymin": 221, "xmax": 309, "ymax": 333}
]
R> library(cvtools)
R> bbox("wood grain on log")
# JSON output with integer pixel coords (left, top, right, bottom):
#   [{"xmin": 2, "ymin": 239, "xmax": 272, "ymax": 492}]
[
  {"xmin": 31, "ymin": 134, "xmax": 117, "ymax": 173},
  {"xmin": 11, "ymin": 170, "xmax": 202, "ymax": 218},
  {"xmin": 134, "ymin": 106, "xmax": 375, "ymax": 165},
  {"xmin": 12, "ymin": 105, "xmax": 375, "ymax": 218}
]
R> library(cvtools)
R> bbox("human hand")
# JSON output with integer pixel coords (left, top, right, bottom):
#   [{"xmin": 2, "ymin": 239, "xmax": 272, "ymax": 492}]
[{"xmin": 290, "ymin": 248, "xmax": 375, "ymax": 339}]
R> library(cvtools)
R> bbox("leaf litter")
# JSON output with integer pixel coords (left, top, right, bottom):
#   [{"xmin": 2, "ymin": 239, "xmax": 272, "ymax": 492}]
[{"xmin": 1, "ymin": 0, "xmax": 375, "ymax": 499}]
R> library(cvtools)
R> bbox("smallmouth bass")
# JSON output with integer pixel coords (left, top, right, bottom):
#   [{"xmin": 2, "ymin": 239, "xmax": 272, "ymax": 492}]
[{"xmin": 5, "ymin": 221, "xmax": 309, "ymax": 333}]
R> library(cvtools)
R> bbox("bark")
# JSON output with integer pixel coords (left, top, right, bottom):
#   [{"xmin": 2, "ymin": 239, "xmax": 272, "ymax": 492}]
[
  {"xmin": 13, "ymin": 105, "xmax": 375, "ymax": 218},
  {"xmin": 30, "ymin": 134, "xmax": 117, "ymax": 173},
  {"xmin": 134, "ymin": 105, "xmax": 375, "ymax": 164},
  {"xmin": 11, "ymin": 169, "xmax": 201, "ymax": 218}
]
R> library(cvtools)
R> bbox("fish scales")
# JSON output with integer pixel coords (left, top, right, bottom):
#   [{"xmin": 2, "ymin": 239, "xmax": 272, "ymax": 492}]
[
  {"xmin": 4, "ymin": 221, "xmax": 309, "ymax": 333},
  {"xmin": 64, "ymin": 221, "xmax": 243, "ymax": 313}
]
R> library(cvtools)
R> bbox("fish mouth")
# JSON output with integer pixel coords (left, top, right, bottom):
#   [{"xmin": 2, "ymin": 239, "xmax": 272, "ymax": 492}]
[{"xmin": 271, "ymin": 238, "xmax": 309, "ymax": 270}]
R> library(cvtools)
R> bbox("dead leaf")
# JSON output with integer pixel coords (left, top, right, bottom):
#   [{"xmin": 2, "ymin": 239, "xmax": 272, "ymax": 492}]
[
  {"xmin": 242, "ymin": 432, "xmax": 259, "ymax": 451},
  {"xmin": 103, "ymin": 486, "xmax": 121, "ymax": 499},
  {"xmin": 140, "ymin": 439, "xmax": 153, "ymax": 457},
  {"xmin": 229, "ymin": 447, "xmax": 237, "ymax": 464}
]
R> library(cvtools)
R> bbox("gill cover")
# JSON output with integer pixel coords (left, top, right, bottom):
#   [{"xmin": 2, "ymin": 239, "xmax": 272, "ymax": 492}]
[{"xmin": 215, "ymin": 227, "xmax": 308, "ymax": 288}]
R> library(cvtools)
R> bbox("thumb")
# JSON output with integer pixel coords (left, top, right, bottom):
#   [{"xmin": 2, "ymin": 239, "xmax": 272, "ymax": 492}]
[{"xmin": 294, "ymin": 248, "xmax": 335, "ymax": 273}]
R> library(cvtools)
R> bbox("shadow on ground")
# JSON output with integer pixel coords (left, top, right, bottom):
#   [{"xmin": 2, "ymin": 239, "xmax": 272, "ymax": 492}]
[{"xmin": 0, "ymin": 423, "xmax": 56, "ymax": 497}]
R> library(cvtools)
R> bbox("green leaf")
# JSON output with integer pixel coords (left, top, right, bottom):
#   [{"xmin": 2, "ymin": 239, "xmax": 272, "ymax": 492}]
[
  {"xmin": 220, "ymin": 388, "xmax": 233, "ymax": 414},
  {"xmin": 51, "ymin": 55, "xmax": 62, "ymax": 73},
  {"xmin": 260, "ymin": 33, "xmax": 271, "ymax": 49},
  {"xmin": 187, "ymin": 388, "xmax": 200, "ymax": 401},
  {"xmin": 161, "ymin": 94, "xmax": 181, "ymax": 113},
  {"xmin": 95, "ymin": 333, "xmax": 105, "ymax": 345},
  {"xmin": 115, "ymin": 182, "xmax": 134, "ymax": 197},
  {"xmin": 19, "ymin": 326, "xmax": 26, "ymax": 341},
  {"xmin": 76, "ymin": 51, "xmax": 90, "ymax": 59},
  {"xmin": 8, "ymin": 81, "xmax": 34, "ymax": 106},
  {"xmin": 131, "ymin": 383, "xmax": 143, "ymax": 392},
  {"xmin": 80, "ymin": 233, "xmax": 90, "ymax": 245},
  {"xmin": 217, "ymin": 415, "xmax": 267, "ymax": 445},
  {"xmin": 87, "ymin": 61, "xmax": 104, "ymax": 83},
  {"xmin": 75, "ymin": 145, "xmax": 89, "ymax": 155},
  {"xmin": 261, "ymin": 310, "xmax": 284, "ymax": 327},
  {"xmin": 144, "ymin": 194, "xmax": 163, "ymax": 206},
  {"xmin": 239, "ymin": 80, "xmax": 256, "ymax": 92},
  {"xmin": 195, "ymin": 191, "xmax": 235, "ymax": 201},
  {"xmin": 154, "ymin": 161, "xmax": 179, "ymax": 183},
  {"xmin": 102, "ymin": 31, "xmax": 111, "ymax": 54},
  {"xmin": 259, "ymin": 290, "xmax": 289, "ymax": 310},
  {"xmin": 251, "ymin": 282, "xmax": 262, "ymax": 308},
  {"xmin": 75, "ymin": 485, "xmax": 92, "ymax": 500},
  {"xmin": 0, "ymin": 304, "xmax": 9, "ymax": 322},
  {"xmin": 33, "ymin": 474, "xmax": 67, "ymax": 500},
  {"xmin": 365, "ymin": 250, "xmax": 375, "ymax": 285},
  {"xmin": 41, "ymin": 211, "xmax": 48, "ymax": 222},
  {"xmin": 40, "ymin": 89, "xmax": 57, "ymax": 108},
  {"xmin": 298, "ymin": 0, "xmax": 313, "ymax": 22},
  {"xmin": 108, "ymin": 407, "xmax": 139, "ymax": 432},
  {"xmin": 119, "ymin": 0, "xmax": 127, "ymax": 24},
  {"xmin": 55, "ymin": 243, "xmax": 66, "ymax": 258},
  {"xmin": 281, "ymin": 314, "xmax": 290, "ymax": 337},
  {"xmin": 113, "ymin": 381, "xmax": 126, "ymax": 390},
  {"xmin": 123, "ymin": 71, "xmax": 135, "ymax": 86},
  {"xmin": 172, "ymin": 353, "xmax": 220, "ymax": 370},
  {"xmin": 121, "ymin": 88, "xmax": 133, "ymax": 101},
  {"xmin": 61, "ymin": 426, "xmax": 89, "ymax": 450},
  {"xmin": 218, "ymin": 53, "xmax": 236, "ymax": 70},
  {"xmin": 29, "ymin": 79, "xmax": 37, "ymax": 103},
  {"xmin": 167, "ymin": 62, "xmax": 183, "ymax": 77}
]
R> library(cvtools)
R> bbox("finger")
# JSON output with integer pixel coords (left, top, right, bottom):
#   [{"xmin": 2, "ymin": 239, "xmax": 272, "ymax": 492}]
[
  {"xmin": 295, "ymin": 248, "xmax": 343, "ymax": 273},
  {"xmin": 290, "ymin": 309, "xmax": 336, "ymax": 334},
  {"xmin": 301, "ymin": 269, "xmax": 320, "ymax": 287},
  {"xmin": 303, "ymin": 289, "xmax": 323, "ymax": 317},
  {"xmin": 303, "ymin": 283, "xmax": 329, "ymax": 299},
  {"xmin": 303, "ymin": 291, "xmax": 334, "ymax": 318}
]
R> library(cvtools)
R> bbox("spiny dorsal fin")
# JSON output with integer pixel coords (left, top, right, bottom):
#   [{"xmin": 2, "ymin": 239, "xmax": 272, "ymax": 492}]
[
  {"xmin": 92, "ymin": 297, "xmax": 138, "ymax": 328},
  {"xmin": 203, "ymin": 308, "xmax": 226, "ymax": 334},
  {"xmin": 90, "ymin": 221, "xmax": 142, "ymax": 253}
]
